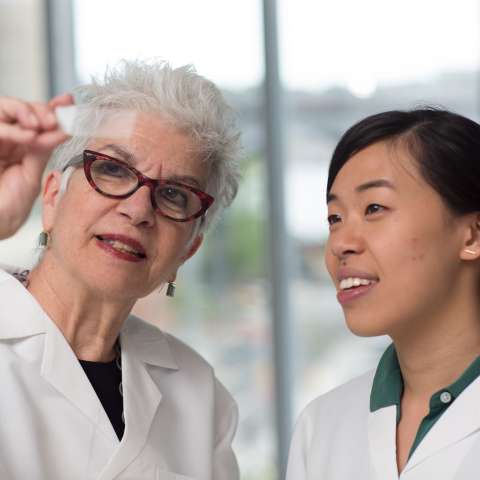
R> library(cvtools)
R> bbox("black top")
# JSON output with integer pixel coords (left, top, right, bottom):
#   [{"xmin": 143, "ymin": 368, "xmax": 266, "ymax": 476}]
[{"xmin": 79, "ymin": 357, "xmax": 125, "ymax": 440}]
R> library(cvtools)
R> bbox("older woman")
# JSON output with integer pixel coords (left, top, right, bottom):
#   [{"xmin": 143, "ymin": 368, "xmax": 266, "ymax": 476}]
[{"xmin": 0, "ymin": 60, "xmax": 242, "ymax": 480}]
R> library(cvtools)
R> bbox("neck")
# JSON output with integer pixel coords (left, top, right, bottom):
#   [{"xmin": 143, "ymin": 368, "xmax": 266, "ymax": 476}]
[
  {"xmin": 28, "ymin": 254, "xmax": 136, "ymax": 362},
  {"xmin": 391, "ymin": 283, "xmax": 480, "ymax": 400}
]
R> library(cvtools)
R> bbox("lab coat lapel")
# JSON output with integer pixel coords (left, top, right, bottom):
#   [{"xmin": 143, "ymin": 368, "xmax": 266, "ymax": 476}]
[
  {"xmin": 403, "ymin": 376, "xmax": 480, "ymax": 474},
  {"xmin": 97, "ymin": 329, "xmax": 162, "ymax": 480},
  {"xmin": 41, "ymin": 316, "xmax": 119, "ymax": 444},
  {"xmin": 367, "ymin": 405, "xmax": 398, "ymax": 480},
  {"xmin": 452, "ymin": 431, "xmax": 480, "ymax": 479}
]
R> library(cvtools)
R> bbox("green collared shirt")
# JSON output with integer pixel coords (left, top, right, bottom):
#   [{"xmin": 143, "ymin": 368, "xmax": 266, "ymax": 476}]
[{"xmin": 370, "ymin": 343, "xmax": 480, "ymax": 459}]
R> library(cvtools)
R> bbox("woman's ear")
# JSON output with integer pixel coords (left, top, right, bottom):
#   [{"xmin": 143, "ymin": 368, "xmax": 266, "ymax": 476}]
[
  {"xmin": 182, "ymin": 234, "xmax": 204, "ymax": 263},
  {"xmin": 460, "ymin": 212, "xmax": 480, "ymax": 260},
  {"xmin": 41, "ymin": 170, "xmax": 63, "ymax": 232},
  {"xmin": 166, "ymin": 235, "xmax": 204, "ymax": 284}
]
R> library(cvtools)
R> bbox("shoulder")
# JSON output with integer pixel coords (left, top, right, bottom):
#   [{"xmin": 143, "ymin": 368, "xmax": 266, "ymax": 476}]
[
  {"xmin": 0, "ymin": 263, "xmax": 28, "ymax": 277},
  {"xmin": 287, "ymin": 369, "xmax": 376, "ymax": 479},
  {"xmin": 123, "ymin": 315, "xmax": 235, "ymax": 410},
  {"xmin": 301, "ymin": 368, "xmax": 375, "ymax": 425},
  {"xmin": 292, "ymin": 368, "xmax": 375, "ymax": 445}
]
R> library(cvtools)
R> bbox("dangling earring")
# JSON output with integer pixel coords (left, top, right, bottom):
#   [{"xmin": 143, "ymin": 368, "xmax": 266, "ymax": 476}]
[
  {"xmin": 39, "ymin": 228, "xmax": 49, "ymax": 246},
  {"xmin": 166, "ymin": 282, "xmax": 176, "ymax": 298}
]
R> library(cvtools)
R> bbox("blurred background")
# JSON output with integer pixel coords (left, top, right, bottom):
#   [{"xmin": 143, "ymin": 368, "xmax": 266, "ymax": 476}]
[{"xmin": 0, "ymin": 0, "xmax": 479, "ymax": 478}]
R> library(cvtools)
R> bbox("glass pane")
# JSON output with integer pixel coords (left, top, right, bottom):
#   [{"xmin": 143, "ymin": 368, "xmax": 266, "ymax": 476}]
[
  {"xmin": 278, "ymin": 0, "xmax": 480, "ymax": 422},
  {"xmin": 74, "ymin": 1, "xmax": 275, "ymax": 478}
]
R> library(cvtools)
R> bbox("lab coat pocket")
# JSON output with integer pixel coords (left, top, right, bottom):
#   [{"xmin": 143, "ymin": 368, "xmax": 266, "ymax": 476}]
[{"xmin": 156, "ymin": 469, "xmax": 201, "ymax": 480}]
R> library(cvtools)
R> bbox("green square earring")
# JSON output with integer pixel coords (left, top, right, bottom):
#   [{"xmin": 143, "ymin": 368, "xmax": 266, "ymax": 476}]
[{"xmin": 39, "ymin": 228, "xmax": 49, "ymax": 246}]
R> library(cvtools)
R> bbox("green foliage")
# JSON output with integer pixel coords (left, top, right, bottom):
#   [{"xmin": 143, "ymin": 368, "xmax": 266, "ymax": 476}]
[{"xmin": 203, "ymin": 154, "xmax": 267, "ymax": 284}]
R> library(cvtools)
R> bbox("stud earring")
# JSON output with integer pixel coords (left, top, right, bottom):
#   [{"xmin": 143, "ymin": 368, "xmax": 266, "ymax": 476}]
[
  {"xmin": 166, "ymin": 282, "xmax": 176, "ymax": 298},
  {"xmin": 465, "ymin": 249, "xmax": 477, "ymax": 255},
  {"xmin": 39, "ymin": 228, "xmax": 49, "ymax": 246}
]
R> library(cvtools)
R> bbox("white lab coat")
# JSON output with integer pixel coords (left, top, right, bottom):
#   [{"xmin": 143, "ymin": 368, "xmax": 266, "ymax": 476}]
[
  {"xmin": 0, "ymin": 265, "xmax": 239, "ymax": 480},
  {"xmin": 287, "ymin": 368, "xmax": 480, "ymax": 480}
]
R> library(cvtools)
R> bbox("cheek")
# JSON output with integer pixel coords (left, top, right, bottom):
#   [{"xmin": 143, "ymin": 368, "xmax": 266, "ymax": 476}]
[
  {"xmin": 325, "ymin": 236, "xmax": 336, "ymax": 279},
  {"xmin": 54, "ymin": 186, "xmax": 108, "ymax": 245}
]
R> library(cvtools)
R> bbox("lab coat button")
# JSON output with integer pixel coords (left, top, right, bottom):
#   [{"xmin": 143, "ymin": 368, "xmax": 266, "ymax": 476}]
[{"xmin": 440, "ymin": 391, "xmax": 452, "ymax": 403}]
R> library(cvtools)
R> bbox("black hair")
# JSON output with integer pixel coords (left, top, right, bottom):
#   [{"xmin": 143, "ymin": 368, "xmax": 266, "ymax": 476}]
[{"xmin": 327, "ymin": 107, "xmax": 480, "ymax": 216}]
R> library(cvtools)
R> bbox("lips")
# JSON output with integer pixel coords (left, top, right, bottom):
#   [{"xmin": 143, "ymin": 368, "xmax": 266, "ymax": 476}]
[
  {"xmin": 337, "ymin": 282, "xmax": 378, "ymax": 304},
  {"xmin": 336, "ymin": 268, "xmax": 379, "ymax": 305}
]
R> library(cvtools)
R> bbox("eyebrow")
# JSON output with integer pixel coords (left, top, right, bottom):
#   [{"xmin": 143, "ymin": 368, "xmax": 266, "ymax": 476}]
[
  {"xmin": 99, "ymin": 143, "xmax": 204, "ymax": 190},
  {"xmin": 327, "ymin": 179, "xmax": 395, "ymax": 203},
  {"xmin": 167, "ymin": 174, "xmax": 203, "ymax": 190}
]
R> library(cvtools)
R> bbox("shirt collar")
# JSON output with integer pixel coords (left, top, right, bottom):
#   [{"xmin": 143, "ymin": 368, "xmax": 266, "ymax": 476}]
[
  {"xmin": 370, "ymin": 343, "xmax": 403, "ymax": 415},
  {"xmin": 446, "ymin": 354, "xmax": 480, "ymax": 399},
  {"xmin": 370, "ymin": 342, "xmax": 480, "ymax": 413}
]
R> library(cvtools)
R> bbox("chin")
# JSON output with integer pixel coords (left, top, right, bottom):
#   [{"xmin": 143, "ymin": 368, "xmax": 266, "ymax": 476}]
[
  {"xmin": 343, "ymin": 311, "xmax": 391, "ymax": 338},
  {"xmin": 84, "ymin": 267, "xmax": 145, "ymax": 299}
]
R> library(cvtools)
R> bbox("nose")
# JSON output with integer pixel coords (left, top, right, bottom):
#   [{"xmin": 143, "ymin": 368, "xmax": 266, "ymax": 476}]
[
  {"xmin": 116, "ymin": 185, "xmax": 156, "ymax": 227},
  {"xmin": 329, "ymin": 218, "xmax": 365, "ymax": 260}
]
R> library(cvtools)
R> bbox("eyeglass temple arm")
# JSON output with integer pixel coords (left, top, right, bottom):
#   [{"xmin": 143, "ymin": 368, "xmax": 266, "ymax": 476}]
[{"xmin": 62, "ymin": 154, "xmax": 83, "ymax": 172}]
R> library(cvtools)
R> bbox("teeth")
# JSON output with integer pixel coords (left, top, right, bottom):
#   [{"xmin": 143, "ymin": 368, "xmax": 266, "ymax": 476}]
[
  {"xmin": 339, "ymin": 277, "xmax": 378, "ymax": 291},
  {"xmin": 102, "ymin": 238, "xmax": 140, "ymax": 255}
]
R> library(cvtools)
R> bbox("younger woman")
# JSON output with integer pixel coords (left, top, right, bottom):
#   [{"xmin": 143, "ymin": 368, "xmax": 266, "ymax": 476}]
[{"xmin": 287, "ymin": 108, "xmax": 480, "ymax": 479}]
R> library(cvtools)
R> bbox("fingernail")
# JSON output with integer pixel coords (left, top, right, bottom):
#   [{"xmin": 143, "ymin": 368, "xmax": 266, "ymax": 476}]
[
  {"xmin": 29, "ymin": 113, "xmax": 39, "ymax": 128},
  {"xmin": 47, "ymin": 112, "xmax": 57, "ymax": 125}
]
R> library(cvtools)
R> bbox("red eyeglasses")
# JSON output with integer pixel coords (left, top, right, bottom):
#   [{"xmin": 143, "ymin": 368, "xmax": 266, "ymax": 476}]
[{"xmin": 64, "ymin": 150, "xmax": 214, "ymax": 222}]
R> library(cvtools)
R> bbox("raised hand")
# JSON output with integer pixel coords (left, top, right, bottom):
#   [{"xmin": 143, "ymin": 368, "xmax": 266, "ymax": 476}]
[{"xmin": 0, "ymin": 93, "xmax": 73, "ymax": 240}]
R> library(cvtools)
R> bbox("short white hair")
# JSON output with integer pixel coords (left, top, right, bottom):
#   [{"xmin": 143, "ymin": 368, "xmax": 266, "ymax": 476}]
[{"xmin": 50, "ymin": 59, "xmax": 243, "ymax": 236}]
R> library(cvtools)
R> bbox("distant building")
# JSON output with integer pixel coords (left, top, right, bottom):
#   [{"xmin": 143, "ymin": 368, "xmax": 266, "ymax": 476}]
[{"xmin": 0, "ymin": 0, "xmax": 48, "ymax": 101}]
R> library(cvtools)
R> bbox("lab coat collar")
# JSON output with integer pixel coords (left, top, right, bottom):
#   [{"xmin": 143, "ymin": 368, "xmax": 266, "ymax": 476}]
[
  {"xmin": 367, "ymin": 405, "xmax": 399, "ymax": 480},
  {"xmin": 403, "ymin": 375, "xmax": 480, "ymax": 474},
  {"xmin": 121, "ymin": 314, "xmax": 178, "ymax": 370},
  {"xmin": 0, "ymin": 265, "xmax": 179, "ymax": 478},
  {"xmin": 0, "ymin": 266, "xmax": 47, "ymax": 338},
  {"xmin": 0, "ymin": 266, "xmax": 178, "ymax": 370},
  {"xmin": 42, "ymin": 316, "xmax": 120, "ymax": 444},
  {"xmin": 98, "ymin": 330, "xmax": 163, "ymax": 480}
]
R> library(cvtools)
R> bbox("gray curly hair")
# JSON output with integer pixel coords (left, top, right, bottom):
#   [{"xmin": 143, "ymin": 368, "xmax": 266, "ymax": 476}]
[{"xmin": 50, "ymin": 59, "xmax": 243, "ymax": 238}]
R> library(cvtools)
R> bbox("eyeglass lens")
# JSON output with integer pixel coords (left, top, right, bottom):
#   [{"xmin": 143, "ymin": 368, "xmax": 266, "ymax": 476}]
[{"xmin": 90, "ymin": 159, "xmax": 202, "ymax": 220}]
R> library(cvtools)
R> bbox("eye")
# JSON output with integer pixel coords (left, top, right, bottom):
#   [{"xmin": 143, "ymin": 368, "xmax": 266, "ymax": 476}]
[
  {"xmin": 327, "ymin": 214, "xmax": 341, "ymax": 225},
  {"xmin": 365, "ymin": 204, "xmax": 385, "ymax": 215}
]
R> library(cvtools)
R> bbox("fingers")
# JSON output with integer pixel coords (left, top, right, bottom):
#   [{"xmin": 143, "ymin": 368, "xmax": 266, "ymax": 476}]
[
  {"xmin": 30, "ymin": 102, "xmax": 58, "ymax": 131},
  {"xmin": 31, "ymin": 129, "xmax": 70, "ymax": 151},
  {"xmin": 0, "ymin": 122, "xmax": 36, "ymax": 145},
  {"xmin": 0, "ymin": 94, "xmax": 75, "ymax": 137},
  {"xmin": 0, "ymin": 95, "xmax": 40, "ymax": 130},
  {"xmin": 48, "ymin": 93, "xmax": 74, "ymax": 109}
]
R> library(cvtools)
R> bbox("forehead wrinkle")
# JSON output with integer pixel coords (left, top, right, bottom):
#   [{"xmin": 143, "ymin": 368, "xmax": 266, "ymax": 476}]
[
  {"xmin": 96, "ymin": 142, "xmax": 204, "ymax": 190},
  {"xmin": 98, "ymin": 143, "xmax": 138, "ymax": 167}
]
